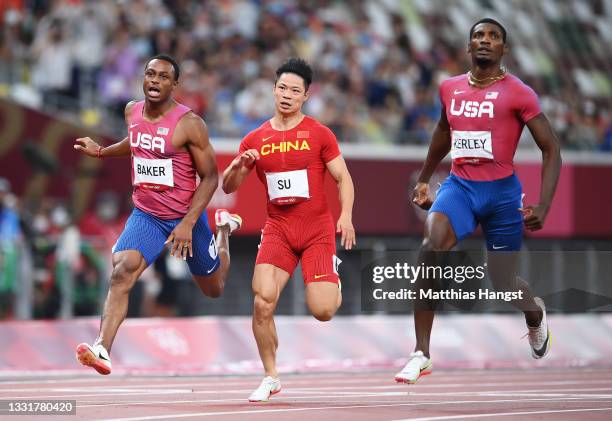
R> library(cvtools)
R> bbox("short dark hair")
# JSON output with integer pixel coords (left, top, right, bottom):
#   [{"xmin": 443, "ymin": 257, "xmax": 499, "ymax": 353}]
[
  {"xmin": 145, "ymin": 54, "xmax": 180, "ymax": 81},
  {"xmin": 469, "ymin": 18, "xmax": 507, "ymax": 43},
  {"xmin": 275, "ymin": 58, "xmax": 313, "ymax": 91}
]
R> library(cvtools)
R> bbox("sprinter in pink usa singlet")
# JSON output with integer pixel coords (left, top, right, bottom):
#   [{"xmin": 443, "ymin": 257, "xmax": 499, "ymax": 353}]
[
  {"xmin": 396, "ymin": 19, "xmax": 561, "ymax": 385},
  {"xmin": 128, "ymin": 100, "xmax": 196, "ymax": 219},
  {"xmin": 73, "ymin": 54, "xmax": 242, "ymax": 376}
]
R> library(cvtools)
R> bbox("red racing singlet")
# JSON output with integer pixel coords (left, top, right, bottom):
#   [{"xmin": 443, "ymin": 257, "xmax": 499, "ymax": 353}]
[{"xmin": 239, "ymin": 115, "xmax": 341, "ymax": 220}]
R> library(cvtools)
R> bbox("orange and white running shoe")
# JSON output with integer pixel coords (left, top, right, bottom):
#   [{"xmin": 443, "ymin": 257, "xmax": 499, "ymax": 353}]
[
  {"xmin": 215, "ymin": 209, "xmax": 242, "ymax": 234},
  {"xmin": 76, "ymin": 343, "xmax": 112, "ymax": 375},
  {"xmin": 394, "ymin": 351, "xmax": 432, "ymax": 384},
  {"xmin": 248, "ymin": 376, "xmax": 281, "ymax": 402}
]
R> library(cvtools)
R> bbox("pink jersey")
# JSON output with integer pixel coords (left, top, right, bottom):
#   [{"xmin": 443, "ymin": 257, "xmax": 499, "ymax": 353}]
[
  {"xmin": 127, "ymin": 100, "xmax": 195, "ymax": 219},
  {"xmin": 440, "ymin": 73, "xmax": 541, "ymax": 181}
]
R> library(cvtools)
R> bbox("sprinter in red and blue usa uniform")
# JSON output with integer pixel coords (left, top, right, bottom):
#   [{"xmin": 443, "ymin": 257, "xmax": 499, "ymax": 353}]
[
  {"xmin": 73, "ymin": 55, "xmax": 241, "ymax": 376},
  {"xmin": 223, "ymin": 58, "xmax": 356, "ymax": 402},
  {"xmin": 395, "ymin": 19, "xmax": 562, "ymax": 384}
]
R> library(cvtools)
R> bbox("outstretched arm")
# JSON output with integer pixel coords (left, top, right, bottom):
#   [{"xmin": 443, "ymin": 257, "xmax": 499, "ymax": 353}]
[
  {"xmin": 73, "ymin": 101, "xmax": 136, "ymax": 158},
  {"xmin": 326, "ymin": 155, "xmax": 356, "ymax": 250},
  {"xmin": 74, "ymin": 136, "xmax": 131, "ymax": 158},
  {"xmin": 413, "ymin": 107, "xmax": 451, "ymax": 210},
  {"xmin": 520, "ymin": 113, "xmax": 562, "ymax": 231}
]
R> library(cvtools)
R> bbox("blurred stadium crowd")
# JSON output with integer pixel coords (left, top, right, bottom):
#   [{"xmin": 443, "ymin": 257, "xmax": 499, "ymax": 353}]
[{"xmin": 0, "ymin": 0, "xmax": 611, "ymax": 149}]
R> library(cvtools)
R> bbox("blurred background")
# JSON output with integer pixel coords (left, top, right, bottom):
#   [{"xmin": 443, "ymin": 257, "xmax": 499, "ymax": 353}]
[{"xmin": 0, "ymin": 0, "xmax": 611, "ymax": 373}]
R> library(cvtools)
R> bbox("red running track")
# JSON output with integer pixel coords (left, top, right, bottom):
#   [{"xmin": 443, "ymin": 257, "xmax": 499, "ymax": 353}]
[{"xmin": 1, "ymin": 368, "xmax": 611, "ymax": 420}]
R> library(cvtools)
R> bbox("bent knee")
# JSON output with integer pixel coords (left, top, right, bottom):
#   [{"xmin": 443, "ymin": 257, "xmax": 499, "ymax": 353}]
[
  {"xmin": 194, "ymin": 276, "xmax": 224, "ymax": 298},
  {"xmin": 311, "ymin": 307, "xmax": 336, "ymax": 322},
  {"xmin": 421, "ymin": 237, "xmax": 449, "ymax": 252},
  {"xmin": 201, "ymin": 284, "xmax": 224, "ymax": 298},
  {"xmin": 253, "ymin": 294, "xmax": 276, "ymax": 321},
  {"xmin": 110, "ymin": 265, "xmax": 137, "ymax": 293}
]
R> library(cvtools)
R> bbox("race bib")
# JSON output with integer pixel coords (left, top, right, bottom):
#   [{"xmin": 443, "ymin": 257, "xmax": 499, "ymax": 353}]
[
  {"xmin": 451, "ymin": 130, "xmax": 493, "ymax": 165},
  {"xmin": 133, "ymin": 157, "xmax": 174, "ymax": 190},
  {"xmin": 266, "ymin": 169, "xmax": 310, "ymax": 205}
]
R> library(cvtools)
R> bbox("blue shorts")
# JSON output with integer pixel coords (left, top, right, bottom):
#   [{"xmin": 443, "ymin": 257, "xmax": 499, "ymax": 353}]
[
  {"xmin": 430, "ymin": 173, "xmax": 523, "ymax": 251},
  {"xmin": 113, "ymin": 207, "xmax": 220, "ymax": 276}
]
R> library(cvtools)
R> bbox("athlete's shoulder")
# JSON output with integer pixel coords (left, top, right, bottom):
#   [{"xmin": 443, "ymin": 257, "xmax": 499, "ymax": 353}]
[
  {"xmin": 244, "ymin": 120, "xmax": 271, "ymax": 140},
  {"xmin": 303, "ymin": 116, "xmax": 335, "ymax": 137},
  {"xmin": 173, "ymin": 100, "xmax": 192, "ymax": 115},
  {"xmin": 304, "ymin": 117, "xmax": 340, "ymax": 155},
  {"xmin": 241, "ymin": 121, "xmax": 271, "ymax": 148},
  {"xmin": 177, "ymin": 111, "xmax": 208, "ymax": 138},
  {"xmin": 505, "ymin": 73, "xmax": 538, "ymax": 95},
  {"xmin": 178, "ymin": 108, "xmax": 205, "ymax": 125},
  {"xmin": 504, "ymin": 74, "xmax": 541, "ymax": 120},
  {"xmin": 124, "ymin": 100, "xmax": 143, "ymax": 120},
  {"xmin": 440, "ymin": 74, "xmax": 468, "ymax": 89},
  {"xmin": 302, "ymin": 115, "xmax": 324, "ymax": 128},
  {"xmin": 439, "ymin": 74, "xmax": 468, "ymax": 102},
  {"xmin": 125, "ymin": 100, "xmax": 142, "ymax": 111}
]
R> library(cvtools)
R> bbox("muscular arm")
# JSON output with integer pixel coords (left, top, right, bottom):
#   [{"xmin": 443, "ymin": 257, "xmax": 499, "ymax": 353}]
[
  {"xmin": 326, "ymin": 155, "xmax": 356, "ymax": 249},
  {"xmin": 417, "ymin": 107, "xmax": 451, "ymax": 183},
  {"xmin": 412, "ymin": 107, "xmax": 451, "ymax": 209},
  {"xmin": 161, "ymin": 112, "xmax": 220, "ymax": 259},
  {"xmin": 181, "ymin": 114, "xmax": 219, "ymax": 227},
  {"xmin": 522, "ymin": 113, "xmax": 562, "ymax": 229}
]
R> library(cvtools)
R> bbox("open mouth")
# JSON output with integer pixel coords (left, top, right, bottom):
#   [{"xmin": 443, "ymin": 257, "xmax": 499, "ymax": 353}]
[
  {"xmin": 477, "ymin": 47, "xmax": 492, "ymax": 53},
  {"xmin": 280, "ymin": 101, "xmax": 291, "ymax": 108},
  {"xmin": 148, "ymin": 87, "xmax": 161, "ymax": 98}
]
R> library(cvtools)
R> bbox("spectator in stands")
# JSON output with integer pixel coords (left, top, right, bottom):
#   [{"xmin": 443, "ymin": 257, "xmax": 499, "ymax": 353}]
[
  {"xmin": 98, "ymin": 27, "xmax": 140, "ymax": 118},
  {"xmin": 0, "ymin": 178, "xmax": 21, "ymax": 318},
  {"xmin": 173, "ymin": 60, "xmax": 208, "ymax": 117},
  {"xmin": 0, "ymin": 178, "xmax": 20, "ymax": 245},
  {"xmin": 30, "ymin": 18, "xmax": 72, "ymax": 108},
  {"xmin": 566, "ymin": 109, "xmax": 600, "ymax": 150},
  {"xmin": 69, "ymin": 1, "xmax": 114, "ymax": 103},
  {"xmin": 600, "ymin": 117, "xmax": 612, "ymax": 152}
]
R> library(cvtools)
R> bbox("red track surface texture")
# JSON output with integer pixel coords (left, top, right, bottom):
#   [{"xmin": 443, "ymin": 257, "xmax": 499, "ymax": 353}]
[{"xmin": 1, "ymin": 368, "xmax": 611, "ymax": 420}]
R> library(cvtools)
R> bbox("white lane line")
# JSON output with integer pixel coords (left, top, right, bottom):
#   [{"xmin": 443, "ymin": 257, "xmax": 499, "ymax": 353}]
[
  {"xmin": 400, "ymin": 387, "xmax": 612, "ymax": 397},
  {"xmin": 0, "ymin": 380, "xmax": 612, "ymax": 399},
  {"xmin": 0, "ymin": 367, "xmax": 608, "ymax": 382},
  {"xmin": 479, "ymin": 393, "xmax": 612, "ymax": 398},
  {"xmin": 92, "ymin": 399, "xmax": 612, "ymax": 421},
  {"xmin": 76, "ymin": 396, "xmax": 612, "ymax": 409},
  {"xmin": 0, "ymin": 378, "xmax": 422, "ymax": 391},
  {"xmin": 0, "ymin": 389, "xmax": 198, "ymax": 400},
  {"xmin": 0, "ymin": 372, "xmax": 610, "ymax": 389},
  {"xmin": 4, "ymin": 382, "xmax": 612, "ymax": 400},
  {"xmin": 394, "ymin": 406, "xmax": 612, "ymax": 420}
]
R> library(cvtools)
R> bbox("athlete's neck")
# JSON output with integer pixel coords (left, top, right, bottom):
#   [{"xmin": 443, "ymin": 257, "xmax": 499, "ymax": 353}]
[
  {"xmin": 470, "ymin": 61, "xmax": 504, "ymax": 81},
  {"xmin": 270, "ymin": 112, "xmax": 305, "ymax": 131},
  {"xmin": 143, "ymin": 98, "xmax": 176, "ymax": 121}
]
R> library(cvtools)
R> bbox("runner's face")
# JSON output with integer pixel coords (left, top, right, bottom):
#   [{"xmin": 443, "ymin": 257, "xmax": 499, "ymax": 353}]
[
  {"xmin": 273, "ymin": 73, "xmax": 309, "ymax": 115},
  {"xmin": 143, "ymin": 59, "xmax": 177, "ymax": 103},
  {"xmin": 468, "ymin": 23, "xmax": 506, "ymax": 65}
]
